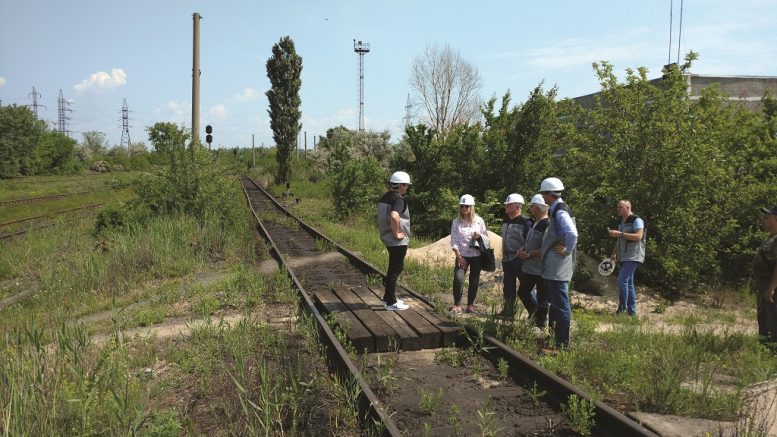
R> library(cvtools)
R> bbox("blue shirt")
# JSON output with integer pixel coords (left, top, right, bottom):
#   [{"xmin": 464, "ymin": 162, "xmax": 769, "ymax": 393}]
[{"xmin": 549, "ymin": 198, "xmax": 578, "ymax": 251}]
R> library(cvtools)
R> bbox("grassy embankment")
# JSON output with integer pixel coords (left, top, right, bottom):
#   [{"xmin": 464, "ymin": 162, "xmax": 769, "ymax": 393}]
[
  {"xmin": 283, "ymin": 176, "xmax": 777, "ymax": 427},
  {"xmin": 0, "ymin": 173, "xmax": 362, "ymax": 435}
]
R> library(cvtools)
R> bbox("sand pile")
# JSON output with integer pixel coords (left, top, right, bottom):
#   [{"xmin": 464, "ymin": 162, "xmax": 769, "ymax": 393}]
[{"xmin": 407, "ymin": 231, "xmax": 503, "ymax": 268}]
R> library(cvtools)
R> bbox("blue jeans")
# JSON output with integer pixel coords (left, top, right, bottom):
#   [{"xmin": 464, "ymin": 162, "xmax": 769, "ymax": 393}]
[
  {"xmin": 544, "ymin": 279, "xmax": 571, "ymax": 348},
  {"xmin": 617, "ymin": 261, "xmax": 640, "ymax": 316},
  {"xmin": 756, "ymin": 278, "xmax": 777, "ymax": 350},
  {"xmin": 517, "ymin": 273, "xmax": 549, "ymax": 328}
]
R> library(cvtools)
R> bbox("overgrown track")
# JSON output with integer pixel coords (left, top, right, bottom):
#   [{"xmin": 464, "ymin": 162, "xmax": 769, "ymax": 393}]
[
  {"xmin": 0, "ymin": 190, "xmax": 96, "ymax": 207},
  {"xmin": 240, "ymin": 176, "xmax": 658, "ymax": 437},
  {"xmin": 0, "ymin": 203, "xmax": 104, "ymax": 240}
]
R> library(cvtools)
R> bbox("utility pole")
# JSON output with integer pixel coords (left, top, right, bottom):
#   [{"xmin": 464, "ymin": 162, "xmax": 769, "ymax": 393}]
[
  {"xmin": 304, "ymin": 131, "xmax": 307, "ymax": 157},
  {"xmin": 252, "ymin": 133, "xmax": 255, "ymax": 168},
  {"xmin": 27, "ymin": 86, "xmax": 46, "ymax": 119},
  {"xmin": 353, "ymin": 39, "xmax": 370, "ymax": 132},
  {"xmin": 57, "ymin": 89, "xmax": 73, "ymax": 137},
  {"xmin": 191, "ymin": 12, "xmax": 201, "ymax": 146},
  {"xmin": 120, "ymin": 98, "xmax": 131, "ymax": 152}
]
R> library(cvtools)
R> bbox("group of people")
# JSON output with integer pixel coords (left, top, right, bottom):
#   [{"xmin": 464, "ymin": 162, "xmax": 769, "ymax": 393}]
[{"xmin": 376, "ymin": 170, "xmax": 777, "ymax": 351}]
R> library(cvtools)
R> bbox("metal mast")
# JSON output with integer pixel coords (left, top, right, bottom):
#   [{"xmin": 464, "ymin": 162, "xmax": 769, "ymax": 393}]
[
  {"xmin": 120, "ymin": 98, "xmax": 131, "ymax": 152},
  {"xmin": 353, "ymin": 39, "xmax": 370, "ymax": 132},
  {"xmin": 57, "ymin": 89, "xmax": 72, "ymax": 137},
  {"xmin": 403, "ymin": 94, "xmax": 413, "ymax": 129},
  {"xmin": 27, "ymin": 86, "xmax": 46, "ymax": 119}
]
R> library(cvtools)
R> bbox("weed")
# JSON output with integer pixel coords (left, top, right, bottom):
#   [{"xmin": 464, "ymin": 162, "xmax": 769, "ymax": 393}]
[
  {"xmin": 315, "ymin": 237, "xmax": 336, "ymax": 253},
  {"xmin": 418, "ymin": 387, "xmax": 445, "ymax": 414},
  {"xmin": 422, "ymin": 422, "xmax": 432, "ymax": 437},
  {"xmin": 735, "ymin": 382, "xmax": 777, "ymax": 437},
  {"xmin": 529, "ymin": 381, "xmax": 548, "ymax": 406},
  {"xmin": 366, "ymin": 273, "xmax": 383, "ymax": 287},
  {"xmin": 434, "ymin": 347, "xmax": 471, "ymax": 368},
  {"xmin": 472, "ymin": 357, "xmax": 484, "ymax": 379},
  {"xmin": 497, "ymin": 357, "xmax": 509, "ymax": 381},
  {"xmin": 562, "ymin": 394, "xmax": 596, "ymax": 436},
  {"xmin": 448, "ymin": 403, "xmax": 461, "ymax": 435},
  {"xmin": 476, "ymin": 398, "xmax": 504, "ymax": 436}
]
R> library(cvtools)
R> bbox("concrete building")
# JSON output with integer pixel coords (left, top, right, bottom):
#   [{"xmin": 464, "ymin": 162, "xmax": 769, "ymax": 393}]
[{"xmin": 573, "ymin": 74, "xmax": 777, "ymax": 113}]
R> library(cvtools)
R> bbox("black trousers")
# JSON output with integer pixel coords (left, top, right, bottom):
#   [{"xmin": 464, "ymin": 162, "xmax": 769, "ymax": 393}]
[{"xmin": 383, "ymin": 245, "xmax": 407, "ymax": 305}]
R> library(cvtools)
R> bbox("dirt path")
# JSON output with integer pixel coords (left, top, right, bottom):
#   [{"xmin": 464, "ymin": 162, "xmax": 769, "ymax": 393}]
[{"xmin": 89, "ymin": 309, "xmax": 296, "ymax": 346}]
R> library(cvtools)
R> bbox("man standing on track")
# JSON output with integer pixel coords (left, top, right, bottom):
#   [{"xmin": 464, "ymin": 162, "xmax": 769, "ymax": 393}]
[
  {"xmin": 539, "ymin": 177, "xmax": 577, "ymax": 349},
  {"xmin": 753, "ymin": 206, "xmax": 777, "ymax": 351},
  {"xmin": 377, "ymin": 171, "xmax": 412, "ymax": 311}
]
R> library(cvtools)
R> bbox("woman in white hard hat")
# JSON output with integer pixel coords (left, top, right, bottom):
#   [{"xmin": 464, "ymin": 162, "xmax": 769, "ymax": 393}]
[{"xmin": 450, "ymin": 194, "xmax": 489, "ymax": 314}]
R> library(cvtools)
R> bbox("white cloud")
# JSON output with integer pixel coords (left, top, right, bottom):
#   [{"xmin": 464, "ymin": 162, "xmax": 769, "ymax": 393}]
[
  {"xmin": 235, "ymin": 88, "xmax": 263, "ymax": 102},
  {"xmin": 74, "ymin": 68, "xmax": 127, "ymax": 93},
  {"xmin": 209, "ymin": 104, "xmax": 226, "ymax": 118},
  {"xmin": 153, "ymin": 100, "xmax": 191, "ymax": 124},
  {"xmin": 0, "ymin": 77, "xmax": 6, "ymax": 86}
]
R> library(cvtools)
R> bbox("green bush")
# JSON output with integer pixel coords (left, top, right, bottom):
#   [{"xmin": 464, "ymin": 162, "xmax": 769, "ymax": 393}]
[{"xmin": 330, "ymin": 156, "xmax": 385, "ymax": 218}]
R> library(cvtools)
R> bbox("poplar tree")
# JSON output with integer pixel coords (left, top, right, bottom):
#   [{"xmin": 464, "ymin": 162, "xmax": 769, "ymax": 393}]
[{"xmin": 266, "ymin": 36, "xmax": 302, "ymax": 185}]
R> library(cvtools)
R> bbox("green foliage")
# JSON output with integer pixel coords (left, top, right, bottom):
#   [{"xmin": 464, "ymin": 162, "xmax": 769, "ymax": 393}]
[
  {"xmin": 34, "ymin": 131, "xmax": 80, "ymax": 175},
  {"xmin": 331, "ymin": 156, "xmax": 385, "ymax": 218},
  {"xmin": 146, "ymin": 122, "xmax": 190, "ymax": 159},
  {"xmin": 0, "ymin": 105, "xmax": 61, "ymax": 178},
  {"xmin": 562, "ymin": 394, "xmax": 596, "ymax": 436},
  {"xmin": 266, "ymin": 36, "xmax": 303, "ymax": 185}
]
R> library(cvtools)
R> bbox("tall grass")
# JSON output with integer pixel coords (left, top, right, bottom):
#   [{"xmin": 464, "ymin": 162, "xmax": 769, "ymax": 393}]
[{"xmin": 1, "ymin": 320, "xmax": 148, "ymax": 435}]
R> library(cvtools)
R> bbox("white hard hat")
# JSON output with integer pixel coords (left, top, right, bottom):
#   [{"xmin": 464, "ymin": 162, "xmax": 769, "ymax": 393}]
[
  {"xmin": 529, "ymin": 194, "xmax": 547, "ymax": 206},
  {"xmin": 598, "ymin": 258, "xmax": 616, "ymax": 276},
  {"xmin": 389, "ymin": 171, "xmax": 411, "ymax": 185},
  {"xmin": 539, "ymin": 177, "xmax": 564, "ymax": 192},
  {"xmin": 459, "ymin": 194, "xmax": 475, "ymax": 206},
  {"xmin": 504, "ymin": 193, "xmax": 525, "ymax": 205}
]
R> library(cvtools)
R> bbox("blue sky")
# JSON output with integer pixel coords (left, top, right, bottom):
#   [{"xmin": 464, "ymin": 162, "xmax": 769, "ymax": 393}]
[{"xmin": 1, "ymin": 0, "xmax": 775, "ymax": 149}]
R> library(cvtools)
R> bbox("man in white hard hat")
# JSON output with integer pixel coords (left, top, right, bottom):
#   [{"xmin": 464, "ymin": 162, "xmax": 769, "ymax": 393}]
[
  {"xmin": 539, "ymin": 177, "xmax": 578, "ymax": 349},
  {"xmin": 376, "ymin": 171, "xmax": 412, "ymax": 311},
  {"xmin": 753, "ymin": 206, "xmax": 777, "ymax": 351},
  {"xmin": 500, "ymin": 193, "xmax": 530, "ymax": 317},
  {"xmin": 517, "ymin": 194, "xmax": 550, "ymax": 329},
  {"xmin": 607, "ymin": 200, "xmax": 646, "ymax": 316}
]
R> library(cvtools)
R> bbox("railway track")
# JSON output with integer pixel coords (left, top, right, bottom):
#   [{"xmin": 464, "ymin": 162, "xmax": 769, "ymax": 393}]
[
  {"xmin": 0, "ymin": 203, "xmax": 105, "ymax": 240},
  {"xmin": 240, "ymin": 176, "xmax": 658, "ymax": 436},
  {"xmin": 0, "ymin": 190, "xmax": 97, "ymax": 207}
]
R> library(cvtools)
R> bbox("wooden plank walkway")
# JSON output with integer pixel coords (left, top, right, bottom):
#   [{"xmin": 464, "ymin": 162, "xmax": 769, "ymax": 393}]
[{"xmin": 314, "ymin": 285, "xmax": 463, "ymax": 352}]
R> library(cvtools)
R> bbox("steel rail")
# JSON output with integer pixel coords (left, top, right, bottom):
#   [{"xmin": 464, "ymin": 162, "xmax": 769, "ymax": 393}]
[
  {"xmin": 240, "ymin": 177, "xmax": 402, "ymax": 436},
  {"xmin": 0, "ymin": 203, "xmax": 105, "ymax": 228},
  {"xmin": 241, "ymin": 176, "xmax": 658, "ymax": 437}
]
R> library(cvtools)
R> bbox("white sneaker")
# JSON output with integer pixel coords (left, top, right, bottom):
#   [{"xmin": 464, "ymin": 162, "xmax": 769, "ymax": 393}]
[
  {"xmin": 385, "ymin": 301, "xmax": 409, "ymax": 311},
  {"xmin": 384, "ymin": 298, "xmax": 405, "ymax": 305}
]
